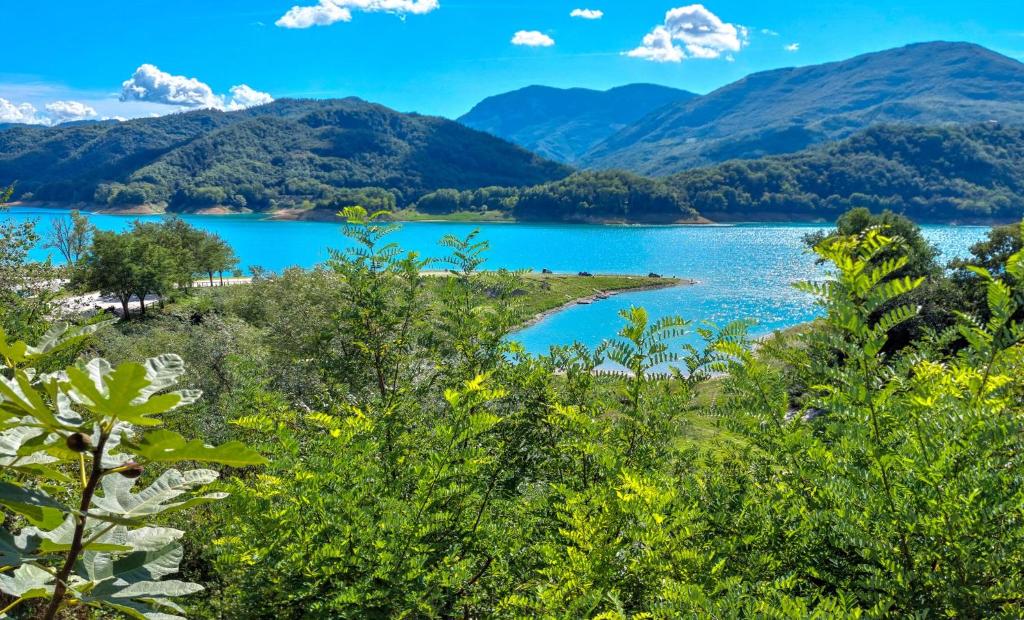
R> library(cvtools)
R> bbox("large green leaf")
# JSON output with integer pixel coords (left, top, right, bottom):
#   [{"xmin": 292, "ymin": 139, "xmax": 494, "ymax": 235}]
[
  {"xmin": 91, "ymin": 469, "xmax": 224, "ymax": 519},
  {"xmin": 0, "ymin": 563, "xmax": 53, "ymax": 599},
  {"xmin": 78, "ymin": 541, "xmax": 199, "ymax": 620},
  {"xmin": 128, "ymin": 430, "xmax": 268, "ymax": 467},
  {"xmin": 0, "ymin": 529, "xmax": 41, "ymax": 568},
  {"xmin": 0, "ymin": 481, "xmax": 70, "ymax": 529},
  {"xmin": 64, "ymin": 356, "xmax": 200, "ymax": 426},
  {"xmin": 0, "ymin": 371, "xmax": 67, "ymax": 429}
]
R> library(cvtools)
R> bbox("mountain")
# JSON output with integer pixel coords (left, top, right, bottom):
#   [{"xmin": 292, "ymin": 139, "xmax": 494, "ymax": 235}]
[
  {"xmin": 583, "ymin": 42, "xmax": 1024, "ymax": 175},
  {"xmin": 664, "ymin": 122, "xmax": 1024, "ymax": 222},
  {"xmin": 458, "ymin": 84, "xmax": 696, "ymax": 164},
  {"xmin": 0, "ymin": 98, "xmax": 571, "ymax": 211}
]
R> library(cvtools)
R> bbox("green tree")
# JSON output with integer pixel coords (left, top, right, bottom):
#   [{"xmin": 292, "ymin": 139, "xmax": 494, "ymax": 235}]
[
  {"xmin": 76, "ymin": 229, "xmax": 174, "ymax": 318},
  {"xmin": 45, "ymin": 209, "xmax": 94, "ymax": 266}
]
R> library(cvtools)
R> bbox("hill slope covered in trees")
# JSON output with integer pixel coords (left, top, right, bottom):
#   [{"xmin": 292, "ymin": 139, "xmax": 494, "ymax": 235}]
[
  {"xmin": 0, "ymin": 98, "xmax": 571, "ymax": 212},
  {"xmin": 415, "ymin": 124, "xmax": 1024, "ymax": 223},
  {"xmin": 458, "ymin": 84, "xmax": 695, "ymax": 164},
  {"xmin": 583, "ymin": 42, "xmax": 1024, "ymax": 174}
]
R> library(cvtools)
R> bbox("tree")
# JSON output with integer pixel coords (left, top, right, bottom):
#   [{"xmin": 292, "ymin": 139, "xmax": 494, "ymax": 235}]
[
  {"xmin": 75, "ymin": 230, "xmax": 173, "ymax": 319},
  {"xmin": 803, "ymin": 208, "xmax": 955, "ymax": 353},
  {"xmin": 0, "ymin": 185, "xmax": 58, "ymax": 340},
  {"xmin": 195, "ymin": 233, "xmax": 239, "ymax": 286},
  {"xmin": 44, "ymin": 209, "xmax": 94, "ymax": 266}
]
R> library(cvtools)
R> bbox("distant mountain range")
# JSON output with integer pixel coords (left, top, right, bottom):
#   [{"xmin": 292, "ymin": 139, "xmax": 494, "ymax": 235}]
[
  {"xmin": 458, "ymin": 84, "xmax": 695, "ymax": 164},
  {"xmin": 0, "ymin": 98, "xmax": 570, "ymax": 210},
  {"xmin": 461, "ymin": 42, "xmax": 1024, "ymax": 176},
  {"xmin": 4, "ymin": 41, "xmax": 1024, "ymax": 223}
]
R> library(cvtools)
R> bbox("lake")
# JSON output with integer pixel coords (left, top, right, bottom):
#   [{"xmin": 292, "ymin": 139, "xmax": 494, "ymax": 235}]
[{"xmin": 5, "ymin": 206, "xmax": 991, "ymax": 354}]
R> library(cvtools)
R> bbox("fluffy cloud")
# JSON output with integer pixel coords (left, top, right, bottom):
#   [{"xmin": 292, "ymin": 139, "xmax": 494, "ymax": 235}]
[
  {"xmin": 785, "ymin": 42, "xmax": 800, "ymax": 52},
  {"xmin": 226, "ymin": 85, "xmax": 275, "ymax": 110},
  {"xmin": 570, "ymin": 8, "xmax": 603, "ymax": 20},
  {"xmin": 276, "ymin": 1, "xmax": 352, "ymax": 28},
  {"xmin": 0, "ymin": 98, "xmax": 47, "ymax": 124},
  {"xmin": 625, "ymin": 27, "xmax": 684, "ymax": 62},
  {"xmin": 626, "ymin": 4, "xmax": 746, "ymax": 63},
  {"xmin": 121, "ymin": 64, "xmax": 222, "ymax": 107},
  {"xmin": 276, "ymin": 0, "xmax": 438, "ymax": 29},
  {"xmin": 44, "ymin": 100, "xmax": 99, "ymax": 123},
  {"xmin": 512, "ymin": 30, "xmax": 555, "ymax": 47},
  {"xmin": 120, "ymin": 64, "xmax": 273, "ymax": 111},
  {"xmin": 0, "ymin": 98, "xmax": 100, "ymax": 126}
]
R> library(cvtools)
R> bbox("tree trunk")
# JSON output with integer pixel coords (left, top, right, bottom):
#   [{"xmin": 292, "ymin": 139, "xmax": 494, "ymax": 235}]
[
  {"xmin": 138, "ymin": 295, "xmax": 146, "ymax": 315},
  {"xmin": 209, "ymin": 272, "xmax": 214, "ymax": 287},
  {"xmin": 120, "ymin": 297, "xmax": 130, "ymax": 320},
  {"xmin": 219, "ymin": 271, "xmax": 224, "ymax": 286}
]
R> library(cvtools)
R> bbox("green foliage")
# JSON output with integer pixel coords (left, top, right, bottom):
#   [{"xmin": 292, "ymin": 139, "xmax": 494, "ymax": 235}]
[
  {"xmin": 0, "ymin": 99, "xmax": 570, "ymax": 212},
  {"xmin": 0, "ymin": 323, "xmax": 265, "ymax": 619},
  {"xmin": 416, "ymin": 171, "xmax": 698, "ymax": 222},
  {"xmin": 0, "ymin": 186, "xmax": 60, "ymax": 342},
  {"xmin": 74, "ymin": 218, "xmax": 238, "ymax": 318},
  {"xmin": 665, "ymin": 124, "xmax": 1024, "ymax": 221},
  {"xmin": 19, "ymin": 205, "xmax": 1022, "ymax": 617}
]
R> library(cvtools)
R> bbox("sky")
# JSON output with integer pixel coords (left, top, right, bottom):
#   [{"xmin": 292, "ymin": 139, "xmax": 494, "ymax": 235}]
[{"xmin": 2, "ymin": 0, "xmax": 1024, "ymax": 124}]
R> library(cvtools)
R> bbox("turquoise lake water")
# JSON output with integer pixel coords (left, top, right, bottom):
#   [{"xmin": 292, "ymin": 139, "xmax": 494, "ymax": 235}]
[{"xmin": 5, "ymin": 206, "xmax": 991, "ymax": 355}]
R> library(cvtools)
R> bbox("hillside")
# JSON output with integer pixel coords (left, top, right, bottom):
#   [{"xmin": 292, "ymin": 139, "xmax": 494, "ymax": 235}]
[
  {"xmin": 583, "ymin": 42, "xmax": 1024, "ymax": 175},
  {"xmin": 411, "ymin": 124, "xmax": 1024, "ymax": 223},
  {"xmin": 459, "ymin": 84, "xmax": 695, "ymax": 164},
  {"xmin": 0, "ymin": 98, "xmax": 571, "ymax": 211},
  {"xmin": 666, "ymin": 123, "xmax": 1024, "ymax": 222}
]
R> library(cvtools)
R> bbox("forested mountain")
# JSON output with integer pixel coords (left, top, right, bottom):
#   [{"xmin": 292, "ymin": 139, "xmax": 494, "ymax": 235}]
[
  {"xmin": 458, "ymin": 84, "xmax": 695, "ymax": 164},
  {"xmin": 665, "ymin": 123, "xmax": 1024, "ymax": 222},
  {"xmin": 415, "ymin": 124, "xmax": 1024, "ymax": 223},
  {"xmin": 583, "ymin": 42, "xmax": 1024, "ymax": 174},
  {"xmin": 0, "ymin": 98, "xmax": 571, "ymax": 211}
]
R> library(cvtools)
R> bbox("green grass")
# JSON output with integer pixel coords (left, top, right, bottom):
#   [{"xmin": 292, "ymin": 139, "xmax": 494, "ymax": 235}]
[{"xmin": 513, "ymin": 273, "xmax": 684, "ymax": 319}]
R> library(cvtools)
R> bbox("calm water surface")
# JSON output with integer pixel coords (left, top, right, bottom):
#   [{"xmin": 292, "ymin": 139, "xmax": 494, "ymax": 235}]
[{"xmin": 7, "ymin": 206, "xmax": 990, "ymax": 354}]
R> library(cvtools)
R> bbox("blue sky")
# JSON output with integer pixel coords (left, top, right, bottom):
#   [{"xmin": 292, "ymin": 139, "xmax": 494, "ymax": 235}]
[{"xmin": 2, "ymin": 0, "xmax": 1023, "ymax": 124}]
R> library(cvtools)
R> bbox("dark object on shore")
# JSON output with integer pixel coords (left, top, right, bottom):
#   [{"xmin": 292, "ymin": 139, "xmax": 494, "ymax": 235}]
[
  {"xmin": 541, "ymin": 268, "xmax": 553, "ymax": 274},
  {"xmin": 578, "ymin": 271, "xmax": 593, "ymax": 277},
  {"xmin": 648, "ymin": 272, "xmax": 662, "ymax": 278}
]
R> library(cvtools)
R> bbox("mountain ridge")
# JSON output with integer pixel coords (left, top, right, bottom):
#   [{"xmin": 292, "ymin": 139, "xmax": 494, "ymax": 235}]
[
  {"xmin": 458, "ymin": 83, "xmax": 696, "ymax": 163},
  {"xmin": 577, "ymin": 41, "xmax": 1024, "ymax": 174},
  {"xmin": 0, "ymin": 98, "xmax": 571, "ymax": 211}
]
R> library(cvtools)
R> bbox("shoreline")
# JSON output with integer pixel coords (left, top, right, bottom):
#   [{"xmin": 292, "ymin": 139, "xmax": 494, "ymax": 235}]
[
  {"xmin": 9, "ymin": 201, "xmax": 1015, "ymax": 227},
  {"xmin": 517, "ymin": 278, "xmax": 695, "ymax": 330}
]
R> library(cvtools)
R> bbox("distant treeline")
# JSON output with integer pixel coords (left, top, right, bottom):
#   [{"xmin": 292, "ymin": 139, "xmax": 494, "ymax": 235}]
[{"xmin": 415, "ymin": 124, "xmax": 1024, "ymax": 222}]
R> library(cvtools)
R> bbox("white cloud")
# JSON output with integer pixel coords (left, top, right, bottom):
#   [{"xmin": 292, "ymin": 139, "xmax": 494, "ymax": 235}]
[
  {"xmin": 276, "ymin": 1, "xmax": 352, "ymax": 28},
  {"xmin": 276, "ymin": 0, "xmax": 438, "ymax": 29},
  {"xmin": 570, "ymin": 8, "xmax": 603, "ymax": 20},
  {"xmin": 625, "ymin": 26, "xmax": 683, "ymax": 62},
  {"xmin": 512, "ymin": 30, "xmax": 555, "ymax": 47},
  {"xmin": 785, "ymin": 42, "xmax": 800, "ymax": 52},
  {"xmin": 761, "ymin": 28, "xmax": 778, "ymax": 36},
  {"xmin": 0, "ymin": 98, "xmax": 102, "ymax": 126},
  {"xmin": 120, "ymin": 64, "xmax": 222, "ymax": 108},
  {"xmin": 626, "ymin": 4, "xmax": 747, "ymax": 63},
  {"xmin": 226, "ymin": 85, "xmax": 275, "ymax": 110},
  {"xmin": 44, "ymin": 100, "xmax": 99, "ymax": 123},
  {"xmin": 120, "ymin": 64, "xmax": 273, "ymax": 111},
  {"xmin": 0, "ymin": 98, "xmax": 47, "ymax": 125}
]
